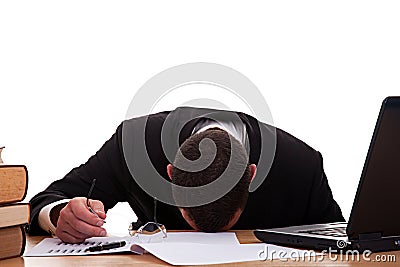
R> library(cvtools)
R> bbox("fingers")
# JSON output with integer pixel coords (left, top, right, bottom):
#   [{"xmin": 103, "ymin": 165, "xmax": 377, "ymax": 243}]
[
  {"xmin": 57, "ymin": 218, "xmax": 106, "ymax": 243},
  {"xmin": 57, "ymin": 230, "xmax": 85, "ymax": 244},
  {"xmin": 87, "ymin": 199, "xmax": 107, "ymax": 220},
  {"xmin": 55, "ymin": 197, "xmax": 107, "ymax": 243},
  {"xmin": 69, "ymin": 198, "xmax": 105, "ymax": 226}
]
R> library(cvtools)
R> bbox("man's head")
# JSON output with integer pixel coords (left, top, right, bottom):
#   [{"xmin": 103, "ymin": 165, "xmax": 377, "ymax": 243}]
[{"xmin": 167, "ymin": 128, "xmax": 256, "ymax": 232}]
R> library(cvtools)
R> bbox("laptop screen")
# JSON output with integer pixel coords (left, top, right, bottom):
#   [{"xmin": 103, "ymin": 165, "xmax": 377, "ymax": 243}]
[{"xmin": 348, "ymin": 97, "xmax": 400, "ymax": 239}]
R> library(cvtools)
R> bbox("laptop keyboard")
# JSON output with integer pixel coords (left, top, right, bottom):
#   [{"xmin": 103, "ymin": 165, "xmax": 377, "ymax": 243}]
[{"xmin": 298, "ymin": 226, "xmax": 347, "ymax": 237}]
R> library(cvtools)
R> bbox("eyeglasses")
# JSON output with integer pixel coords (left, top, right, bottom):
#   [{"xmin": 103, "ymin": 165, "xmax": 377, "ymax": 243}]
[
  {"xmin": 129, "ymin": 221, "xmax": 167, "ymax": 243},
  {"xmin": 128, "ymin": 198, "xmax": 167, "ymax": 243}
]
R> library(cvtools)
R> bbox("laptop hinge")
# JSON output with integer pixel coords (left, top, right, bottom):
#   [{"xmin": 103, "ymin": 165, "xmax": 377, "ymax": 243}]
[{"xmin": 358, "ymin": 232, "xmax": 382, "ymax": 241}]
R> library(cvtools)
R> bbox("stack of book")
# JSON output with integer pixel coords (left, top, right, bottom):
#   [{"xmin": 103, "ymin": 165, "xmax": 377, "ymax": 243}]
[{"xmin": 0, "ymin": 147, "xmax": 30, "ymax": 260}]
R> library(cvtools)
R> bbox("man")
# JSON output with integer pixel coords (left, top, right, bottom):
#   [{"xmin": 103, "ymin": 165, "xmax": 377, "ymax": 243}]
[{"xmin": 29, "ymin": 107, "xmax": 344, "ymax": 243}]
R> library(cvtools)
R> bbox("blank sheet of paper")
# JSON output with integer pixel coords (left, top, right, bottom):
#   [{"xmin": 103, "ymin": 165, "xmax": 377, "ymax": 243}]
[
  {"xmin": 131, "ymin": 242, "xmax": 318, "ymax": 265},
  {"xmin": 134, "ymin": 243, "xmax": 266, "ymax": 265}
]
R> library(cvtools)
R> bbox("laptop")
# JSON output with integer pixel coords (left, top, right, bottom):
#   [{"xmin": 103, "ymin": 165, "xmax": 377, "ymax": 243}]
[{"xmin": 254, "ymin": 97, "xmax": 400, "ymax": 252}]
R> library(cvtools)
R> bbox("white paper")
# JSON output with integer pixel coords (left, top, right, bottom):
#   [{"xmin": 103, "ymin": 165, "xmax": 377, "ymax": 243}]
[
  {"xmin": 142, "ymin": 232, "xmax": 239, "ymax": 244},
  {"xmin": 133, "ymin": 242, "xmax": 318, "ymax": 265},
  {"xmin": 24, "ymin": 236, "xmax": 133, "ymax": 256},
  {"xmin": 24, "ymin": 232, "xmax": 239, "ymax": 257},
  {"xmin": 135, "ymin": 243, "xmax": 266, "ymax": 265},
  {"xmin": 25, "ymin": 232, "xmax": 318, "ymax": 265}
]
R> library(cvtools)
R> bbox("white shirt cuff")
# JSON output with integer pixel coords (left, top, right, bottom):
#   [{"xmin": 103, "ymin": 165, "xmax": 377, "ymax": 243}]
[{"xmin": 38, "ymin": 199, "xmax": 70, "ymax": 235}]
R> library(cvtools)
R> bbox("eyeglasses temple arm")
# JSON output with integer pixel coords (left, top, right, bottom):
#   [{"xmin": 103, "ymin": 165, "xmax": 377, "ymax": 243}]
[{"xmin": 153, "ymin": 197, "xmax": 157, "ymax": 223}]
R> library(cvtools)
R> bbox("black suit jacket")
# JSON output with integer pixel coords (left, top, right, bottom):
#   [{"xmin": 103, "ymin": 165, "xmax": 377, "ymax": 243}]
[{"xmin": 29, "ymin": 107, "xmax": 344, "ymax": 234}]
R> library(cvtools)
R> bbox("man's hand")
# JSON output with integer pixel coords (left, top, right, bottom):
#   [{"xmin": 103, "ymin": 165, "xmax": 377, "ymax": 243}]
[{"xmin": 55, "ymin": 197, "xmax": 107, "ymax": 243}]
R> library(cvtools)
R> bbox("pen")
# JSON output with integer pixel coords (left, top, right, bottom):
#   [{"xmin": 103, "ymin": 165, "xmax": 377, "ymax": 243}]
[
  {"xmin": 87, "ymin": 179, "xmax": 106, "ymax": 223},
  {"xmin": 85, "ymin": 241, "xmax": 126, "ymax": 252}
]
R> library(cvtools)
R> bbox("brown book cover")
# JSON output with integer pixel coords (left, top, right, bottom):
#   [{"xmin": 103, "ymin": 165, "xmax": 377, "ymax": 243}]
[
  {"xmin": 0, "ymin": 203, "xmax": 30, "ymax": 228},
  {"xmin": 0, "ymin": 165, "xmax": 28, "ymax": 205},
  {"xmin": 0, "ymin": 225, "xmax": 26, "ymax": 260}
]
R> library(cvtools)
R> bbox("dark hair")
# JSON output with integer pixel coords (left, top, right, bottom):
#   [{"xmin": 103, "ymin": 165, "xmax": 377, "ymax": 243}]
[{"xmin": 171, "ymin": 128, "xmax": 251, "ymax": 232}]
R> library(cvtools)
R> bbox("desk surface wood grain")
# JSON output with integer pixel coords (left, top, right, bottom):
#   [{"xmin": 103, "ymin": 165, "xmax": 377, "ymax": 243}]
[{"xmin": 1, "ymin": 230, "xmax": 399, "ymax": 267}]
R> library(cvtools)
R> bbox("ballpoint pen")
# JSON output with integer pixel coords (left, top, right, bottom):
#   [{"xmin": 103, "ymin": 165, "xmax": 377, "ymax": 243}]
[
  {"xmin": 87, "ymin": 179, "xmax": 106, "ymax": 223},
  {"xmin": 85, "ymin": 241, "xmax": 126, "ymax": 252}
]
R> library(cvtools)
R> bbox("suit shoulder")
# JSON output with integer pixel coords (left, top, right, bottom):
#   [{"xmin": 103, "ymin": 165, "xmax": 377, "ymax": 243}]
[
  {"xmin": 276, "ymin": 127, "xmax": 318, "ymax": 156},
  {"xmin": 270, "ymin": 126, "xmax": 322, "ymax": 180},
  {"xmin": 123, "ymin": 110, "xmax": 170, "ymax": 124}
]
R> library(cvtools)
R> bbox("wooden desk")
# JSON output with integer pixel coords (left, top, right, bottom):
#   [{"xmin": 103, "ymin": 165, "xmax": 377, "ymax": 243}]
[{"xmin": 1, "ymin": 231, "xmax": 399, "ymax": 266}]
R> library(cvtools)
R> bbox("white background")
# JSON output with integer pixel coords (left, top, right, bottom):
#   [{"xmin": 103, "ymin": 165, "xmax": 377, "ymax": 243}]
[{"xmin": 1, "ymin": 1, "xmax": 399, "ymax": 234}]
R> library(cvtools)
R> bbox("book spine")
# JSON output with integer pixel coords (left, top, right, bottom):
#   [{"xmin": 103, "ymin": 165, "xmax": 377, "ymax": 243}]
[
  {"xmin": 0, "ymin": 224, "xmax": 27, "ymax": 260},
  {"xmin": 20, "ymin": 224, "xmax": 27, "ymax": 257},
  {"xmin": 0, "ymin": 165, "xmax": 29, "ymax": 205}
]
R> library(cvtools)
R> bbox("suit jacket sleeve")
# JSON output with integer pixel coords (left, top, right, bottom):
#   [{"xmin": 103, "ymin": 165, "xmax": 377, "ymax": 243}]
[
  {"xmin": 304, "ymin": 151, "xmax": 345, "ymax": 224},
  {"xmin": 28, "ymin": 122, "xmax": 129, "ymax": 235}
]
